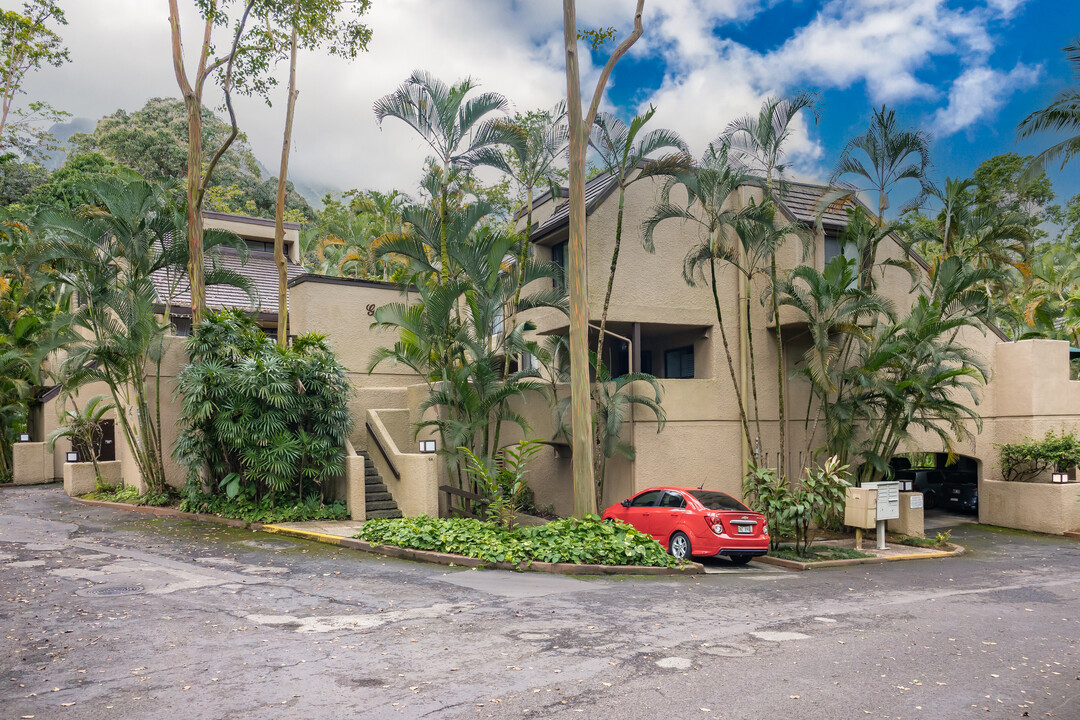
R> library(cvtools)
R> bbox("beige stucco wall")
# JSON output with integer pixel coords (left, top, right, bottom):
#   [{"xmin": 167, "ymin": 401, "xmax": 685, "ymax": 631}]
[
  {"xmin": 13, "ymin": 442, "xmax": 49, "ymax": 485},
  {"xmin": 204, "ymin": 212, "xmax": 301, "ymax": 263},
  {"xmin": 64, "ymin": 460, "xmax": 122, "ymax": 497},
  {"xmin": 979, "ymin": 478, "xmax": 1080, "ymax": 535}
]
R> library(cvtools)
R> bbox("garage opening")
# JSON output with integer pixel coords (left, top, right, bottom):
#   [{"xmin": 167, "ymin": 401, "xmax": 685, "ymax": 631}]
[{"xmin": 889, "ymin": 452, "xmax": 979, "ymax": 525}]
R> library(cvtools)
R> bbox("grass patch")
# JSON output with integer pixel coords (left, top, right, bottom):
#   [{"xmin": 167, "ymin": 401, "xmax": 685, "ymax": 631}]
[
  {"xmin": 771, "ymin": 546, "xmax": 875, "ymax": 562},
  {"xmin": 894, "ymin": 530, "xmax": 952, "ymax": 549},
  {"xmin": 355, "ymin": 515, "xmax": 681, "ymax": 568}
]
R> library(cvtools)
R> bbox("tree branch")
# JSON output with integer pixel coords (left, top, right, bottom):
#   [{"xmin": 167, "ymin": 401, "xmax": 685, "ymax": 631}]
[
  {"xmin": 198, "ymin": 0, "xmax": 256, "ymax": 208},
  {"xmin": 584, "ymin": 0, "xmax": 645, "ymax": 128}
]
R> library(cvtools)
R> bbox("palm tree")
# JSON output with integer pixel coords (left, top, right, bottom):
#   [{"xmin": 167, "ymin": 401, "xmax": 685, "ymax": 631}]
[
  {"xmin": 1017, "ymin": 38, "xmax": 1080, "ymax": 174},
  {"xmin": 589, "ymin": 107, "xmax": 691, "ymax": 358},
  {"xmin": 373, "ymin": 71, "xmax": 511, "ymax": 283},
  {"xmin": 729, "ymin": 204, "xmax": 810, "ymax": 445},
  {"xmin": 643, "ymin": 144, "xmax": 760, "ymax": 448},
  {"xmin": 721, "ymin": 93, "xmax": 817, "ymax": 479},
  {"xmin": 827, "ymin": 105, "xmax": 932, "ymax": 286},
  {"xmin": 472, "ymin": 102, "xmax": 569, "ymax": 380},
  {"xmin": 776, "ymin": 255, "xmax": 895, "ymax": 464},
  {"xmin": 37, "ymin": 178, "xmax": 252, "ymax": 494},
  {"xmin": 369, "ymin": 215, "xmax": 565, "ymax": 489}
]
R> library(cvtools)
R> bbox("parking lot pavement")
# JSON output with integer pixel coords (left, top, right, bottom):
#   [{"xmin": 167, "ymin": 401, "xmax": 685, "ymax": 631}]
[{"xmin": 3, "ymin": 485, "xmax": 1079, "ymax": 720}]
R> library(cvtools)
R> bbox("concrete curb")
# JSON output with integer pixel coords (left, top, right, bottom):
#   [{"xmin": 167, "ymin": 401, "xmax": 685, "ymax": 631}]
[
  {"xmin": 1064, "ymin": 531, "xmax": 1080, "ymax": 540},
  {"xmin": 754, "ymin": 543, "xmax": 965, "ymax": 571},
  {"xmin": 69, "ymin": 497, "xmax": 704, "ymax": 576}
]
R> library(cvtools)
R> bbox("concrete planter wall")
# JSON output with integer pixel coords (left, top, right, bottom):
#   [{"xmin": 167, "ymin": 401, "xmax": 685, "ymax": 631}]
[
  {"xmin": 63, "ymin": 460, "xmax": 122, "ymax": 497},
  {"xmin": 13, "ymin": 442, "xmax": 50, "ymax": 485},
  {"xmin": 979, "ymin": 478, "xmax": 1080, "ymax": 535}
]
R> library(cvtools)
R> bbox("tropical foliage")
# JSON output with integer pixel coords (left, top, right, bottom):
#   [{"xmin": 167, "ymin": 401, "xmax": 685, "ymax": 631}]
[
  {"xmin": 174, "ymin": 309, "xmax": 353, "ymax": 504},
  {"xmin": 354, "ymin": 514, "xmax": 680, "ymax": 567},
  {"xmin": 997, "ymin": 429, "xmax": 1080, "ymax": 483},
  {"xmin": 36, "ymin": 177, "xmax": 252, "ymax": 494}
]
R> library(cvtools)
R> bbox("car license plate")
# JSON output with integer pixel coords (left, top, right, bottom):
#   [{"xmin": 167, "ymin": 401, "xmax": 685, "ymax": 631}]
[{"xmin": 737, "ymin": 525, "xmax": 753, "ymax": 534}]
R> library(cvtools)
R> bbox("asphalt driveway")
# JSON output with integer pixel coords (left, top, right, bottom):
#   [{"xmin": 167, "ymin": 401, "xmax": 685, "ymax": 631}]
[{"xmin": 2, "ymin": 485, "xmax": 1078, "ymax": 719}]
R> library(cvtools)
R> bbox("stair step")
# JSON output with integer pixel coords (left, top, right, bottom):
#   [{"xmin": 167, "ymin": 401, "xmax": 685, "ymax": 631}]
[
  {"xmin": 365, "ymin": 509, "xmax": 403, "ymax": 520},
  {"xmin": 365, "ymin": 491, "xmax": 394, "ymax": 503},
  {"xmin": 365, "ymin": 500, "xmax": 400, "ymax": 512},
  {"xmin": 365, "ymin": 482, "xmax": 387, "ymax": 493},
  {"xmin": 365, "ymin": 466, "xmax": 380, "ymax": 477}
]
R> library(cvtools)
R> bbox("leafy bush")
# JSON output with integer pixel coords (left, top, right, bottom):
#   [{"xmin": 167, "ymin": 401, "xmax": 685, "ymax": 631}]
[
  {"xmin": 179, "ymin": 492, "xmax": 349, "ymax": 524},
  {"xmin": 460, "ymin": 439, "xmax": 545, "ymax": 529},
  {"xmin": 174, "ymin": 309, "xmax": 353, "ymax": 504},
  {"xmin": 741, "ymin": 462, "xmax": 788, "ymax": 550},
  {"xmin": 354, "ymin": 515, "xmax": 679, "ymax": 567},
  {"xmin": 743, "ymin": 456, "xmax": 850, "ymax": 557},
  {"xmin": 998, "ymin": 429, "xmax": 1080, "ymax": 482},
  {"xmin": 895, "ymin": 530, "xmax": 952, "ymax": 548}
]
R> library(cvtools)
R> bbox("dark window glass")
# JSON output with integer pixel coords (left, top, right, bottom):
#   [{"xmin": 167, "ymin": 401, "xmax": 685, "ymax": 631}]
[
  {"xmin": 689, "ymin": 490, "xmax": 749, "ymax": 511},
  {"xmin": 171, "ymin": 316, "xmax": 191, "ymax": 337},
  {"xmin": 824, "ymin": 232, "xmax": 842, "ymax": 265},
  {"xmin": 641, "ymin": 350, "xmax": 653, "ymax": 375},
  {"xmin": 659, "ymin": 491, "xmax": 686, "ymax": 509},
  {"xmin": 664, "ymin": 345, "xmax": 694, "ymax": 379},
  {"xmin": 551, "ymin": 240, "xmax": 568, "ymax": 288},
  {"xmin": 629, "ymin": 490, "xmax": 662, "ymax": 507}
]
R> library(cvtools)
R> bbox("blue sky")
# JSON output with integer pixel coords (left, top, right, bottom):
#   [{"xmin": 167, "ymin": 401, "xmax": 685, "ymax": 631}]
[
  {"xmin": 23, "ymin": 0, "xmax": 1080, "ymax": 211},
  {"xmin": 599, "ymin": 0, "xmax": 1080, "ymax": 213}
]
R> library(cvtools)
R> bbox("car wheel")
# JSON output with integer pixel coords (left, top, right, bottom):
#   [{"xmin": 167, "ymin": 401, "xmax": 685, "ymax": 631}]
[
  {"xmin": 727, "ymin": 554, "xmax": 753, "ymax": 566},
  {"xmin": 668, "ymin": 531, "xmax": 692, "ymax": 560}
]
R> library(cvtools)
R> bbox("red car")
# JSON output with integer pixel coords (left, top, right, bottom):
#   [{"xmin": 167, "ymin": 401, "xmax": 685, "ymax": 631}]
[{"xmin": 602, "ymin": 487, "xmax": 769, "ymax": 564}]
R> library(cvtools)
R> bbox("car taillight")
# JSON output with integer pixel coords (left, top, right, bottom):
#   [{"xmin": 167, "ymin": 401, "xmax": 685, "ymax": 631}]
[
  {"xmin": 705, "ymin": 514, "xmax": 724, "ymax": 535},
  {"xmin": 762, "ymin": 524, "xmax": 769, "ymax": 536}
]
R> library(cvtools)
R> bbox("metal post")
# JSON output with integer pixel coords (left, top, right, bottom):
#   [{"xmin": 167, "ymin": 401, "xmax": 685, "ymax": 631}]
[{"xmin": 876, "ymin": 520, "xmax": 886, "ymax": 550}]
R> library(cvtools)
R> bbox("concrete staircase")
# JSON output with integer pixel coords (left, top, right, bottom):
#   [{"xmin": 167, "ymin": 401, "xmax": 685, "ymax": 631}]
[{"xmin": 360, "ymin": 451, "xmax": 402, "ymax": 520}]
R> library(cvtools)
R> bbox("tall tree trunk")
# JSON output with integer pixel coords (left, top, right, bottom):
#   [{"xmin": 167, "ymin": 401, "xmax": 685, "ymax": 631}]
[
  {"xmin": 563, "ymin": 0, "xmax": 596, "ymax": 517},
  {"xmin": 275, "ymin": 18, "xmax": 300, "ymax": 349},
  {"xmin": 562, "ymin": 0, "xmax": 644, "ymax": 517},
  {"xmin": 770, "ymin": 252, "xmax": 786, "ymax": 478},
  {"xmin": 711, "ymin": 257, "xmax": 753, "ymax": 448}
]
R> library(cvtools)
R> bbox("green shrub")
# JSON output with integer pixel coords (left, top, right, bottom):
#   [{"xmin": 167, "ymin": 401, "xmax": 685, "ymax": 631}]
[
  {"xmin": 354, "ymin": 515, "xmax": 679, "ymax": 567},
  {"xmin": 174, "ymin": 309, "xmax": 353, "ymax": 504},
  {"xmin": 743, "ymin": 456, "xmax": 850, "ymax": 557},
  {"xmin": 459, "ymin": 439, "xmax": 545, "ymax": 529},
  {"xmin": 998, "ymin": 429, "xmax": 1080, "ymax": 482},
  {"xmin": 179, "ymin": 492, "xmax": 349, "ymax": 524},
  {"xmin": 83, "ymin": 483, "xmax": 173, "ymax": 506}
]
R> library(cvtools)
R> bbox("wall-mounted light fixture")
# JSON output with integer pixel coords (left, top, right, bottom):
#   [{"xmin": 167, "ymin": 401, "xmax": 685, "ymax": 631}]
[
  {"xmin": 19, "ymin": 434, "xmax": 30, "ymax": 442},
  {"xmin": 418, "ymin": 440, "xmax": 436, "ymax": 454},
  {"xmin": 1052, "ymin": 472, "xmax": 1069, "ymax": 484},
  {"xmin": 65, "ymin": 451, "xmax": 79, "ymax": 463}
]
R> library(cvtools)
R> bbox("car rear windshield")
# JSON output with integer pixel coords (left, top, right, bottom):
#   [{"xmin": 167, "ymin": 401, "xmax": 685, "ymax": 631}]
[{"xmin": 689, "ymin": 491, "xmax": 749, "ymax": 512}]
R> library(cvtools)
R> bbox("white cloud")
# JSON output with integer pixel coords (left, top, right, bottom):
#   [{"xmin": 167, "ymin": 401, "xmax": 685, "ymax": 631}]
[
  {"xmin": 18, "ymin": 0, "xmax": 1033, "ymax": 197},
  {"xmin": 931, "ymin": 62, "xmax": 1041, "ymax": 136}
]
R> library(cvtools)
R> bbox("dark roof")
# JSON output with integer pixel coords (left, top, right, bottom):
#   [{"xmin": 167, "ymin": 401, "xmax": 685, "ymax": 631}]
[
  {"xmin": 778, "ymin": 182, "xmax": 855, "ymax": 228},
  {"xmin": 152, "ymin": 249, "xmax": 305, "ymax": 316},
  {"xmin": 531, "ymin": 172, "xmax": 619, "ymax": 241}
]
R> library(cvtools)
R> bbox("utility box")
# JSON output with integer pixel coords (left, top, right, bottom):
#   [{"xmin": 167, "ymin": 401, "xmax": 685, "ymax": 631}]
[
  {"xmin": 844, "ymin": 486, "xmax": 878, "ymax": 529},
  {"xmin": 887, "ymin": 492, "xmax": 925, "ymax": 537}
]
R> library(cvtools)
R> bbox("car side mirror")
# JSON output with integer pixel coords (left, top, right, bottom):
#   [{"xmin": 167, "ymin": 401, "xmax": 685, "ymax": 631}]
[{"xmin": 620, "ymin": 499, "xmax": 630, "ymax": 507}]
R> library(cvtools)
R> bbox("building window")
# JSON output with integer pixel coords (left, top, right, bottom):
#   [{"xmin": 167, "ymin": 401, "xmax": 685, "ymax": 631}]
[
  {"xmin": 551, "ymin": 240, "xmax": 568, "ymax": 288},
  {"xmin": 171, "ymin": 316, "xmax": 192, "ymax": 337},
  {"xmin": 823, "ymin": 230, "xmax": 858, "ymax": 286},
  {"xmin": 664, "ymin": 345, "xmax": 694, "ymax": 379}
]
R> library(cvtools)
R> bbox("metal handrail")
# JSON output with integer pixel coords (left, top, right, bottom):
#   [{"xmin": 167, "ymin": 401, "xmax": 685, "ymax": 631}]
[{"xmin": 365, "ymin": 421, "xmax": 400, "ymax": 480}]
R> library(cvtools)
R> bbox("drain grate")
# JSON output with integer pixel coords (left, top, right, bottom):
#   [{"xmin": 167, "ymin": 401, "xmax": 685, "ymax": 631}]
[{"xmin": 76, "ymin": 585, "xmax": 144, "ymax": 597}]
